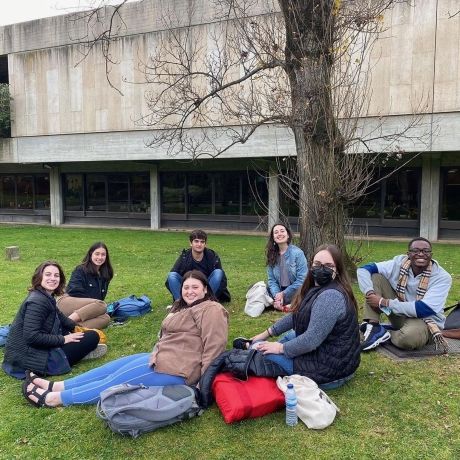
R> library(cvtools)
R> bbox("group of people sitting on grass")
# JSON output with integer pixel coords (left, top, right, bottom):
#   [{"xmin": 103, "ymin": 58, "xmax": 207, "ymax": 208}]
[{"xmin": 1, "ymin": 225, "xmax": 452, "ymax": 412}]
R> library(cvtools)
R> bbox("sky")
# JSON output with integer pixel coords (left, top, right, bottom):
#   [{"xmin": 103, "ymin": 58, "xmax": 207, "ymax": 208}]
[{"xmin": 0, "ymin": 0, "xmax": 135, "ymax": 26}]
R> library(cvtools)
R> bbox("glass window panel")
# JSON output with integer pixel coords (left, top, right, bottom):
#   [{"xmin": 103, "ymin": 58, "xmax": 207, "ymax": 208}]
[
  {"xmin": 0, "ymin": 176, "xmax": 16, "ymax": 208},
  {"xmin": 348, "ymin": 184, "xmax": 381, "ymax": 218},
  {"xmin": 280, "ymin": 182, "xmax": 299, "ymax": 218},
  {"xmin": 16, "ymin": 175, "xmax": 33, "ymax": 209},
  {"xmin": 130, "ymin": 174, "xmax": 150, "ymax": 213},
  {"xmin": 64, "ymin": 174, "xmax": 84, "ymax": 211},
  {"xmin": 161, "ymin": 173, "xmax": 186, "ymax": 213},
  {"xmin": 188, "ymin": 172, "xmax": 212, "ymax": 214},
  {"xmin": 383, "ymin": 169, "xmax": 420, "ymax": 220},
  {"xmin": 34, "ymin": 175, "xmax": 50, "ymax": 209},
  {"xmin": 214, "ymin": 172, "xmax": 240, "ymax": 215},
  {"xmin": 441, "ymin": 168, "xmax": 460, "ymax": 221},
  {"xmin": 107, "ymin": 174, "xmax": 129, "ymax": 212},
  {"xmin": 242, "ymin": 171, "xmax": 268, "ymax": 215},
  {"xmin": 86, "ymin": 174, "xmax": 107, "ymax": 211}
]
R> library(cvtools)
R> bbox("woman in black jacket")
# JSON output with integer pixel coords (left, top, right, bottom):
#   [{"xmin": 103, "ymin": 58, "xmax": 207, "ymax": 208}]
[
  {"xmin": 57, "ymin": 242, "xmax": 113, "ymax": 329},
  {"xmin": 2, "ymin": 261, "xmax": 101, "ymax": 379}
]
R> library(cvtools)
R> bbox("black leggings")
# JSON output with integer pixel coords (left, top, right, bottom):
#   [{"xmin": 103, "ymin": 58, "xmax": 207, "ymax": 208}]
[{"xmin": 62, "ymin": 330, "xmax": 99, "ymax": 365}]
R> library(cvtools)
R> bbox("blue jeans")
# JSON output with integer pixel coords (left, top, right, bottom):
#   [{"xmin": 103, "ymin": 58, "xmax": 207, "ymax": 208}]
[
  {"xmin": 257, "ymin": 330, "xmax": 354, "ymax": 390},
  {"xmin": 60, "ymin": 353, "xmax": 185, "ymax": 405},
  {"xmin": 251, "ymin": 330, "xmax": 295, "ymax": 374},
  {"xmin": 166, "ymin": 269, "xmax": 224, "ymax": 300}
]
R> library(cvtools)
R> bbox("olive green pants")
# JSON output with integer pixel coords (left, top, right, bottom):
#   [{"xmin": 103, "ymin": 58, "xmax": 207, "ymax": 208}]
[{"xmin": 363, "ymin": 274, "xmax": 430, "ymax": 350}]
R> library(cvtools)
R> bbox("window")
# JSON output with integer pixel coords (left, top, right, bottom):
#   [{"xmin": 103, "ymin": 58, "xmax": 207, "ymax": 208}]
[
  {"xmin": 348, "ymin": 184, "xmax": 381, "ymax": 219},
  {"xmin": 64, "ymin": 174, "xmax": 84, "ymax": 211},
  {"xmin": 108, "ymin": 175, "xmax": 129, "ymax": 212},
  {"xmin": 161, "ymin": 173, "xmax": 186, "ymax": 213},
  {"xmin": 188, "ymin": 172, "xmax": 212, "ymax": 214},
  {"xmin": 214, "ymin": 172, "xmax": 240, "ymax": 214},
  {"xmin": 130, "ymin": 175, "xmax": 150, "ymax": 213},
  {"xmin": 280, "ymin": 182, "xmax": 299, "ymax": 218},
  {"xmin": 384, "ymin": 169, "xmax": 419, "ymax": 220},
  {"xmin": 35, "ymin": 175, "xmax": 50, "ymax": 209},
  {"xmin": 0, "ymin": 174, "xmax": 50, "ymax": 211},
  {"xmin": 0, "ymin": 175, "xmax": 15, "ymax": 208},
  {"xmin": 16, "ymin": 176, "xmax": 33, "ymax": 209},
  {"xmin": 63, "ymin": 173, "xmax": 150, "ymax": 214},
  {"xmin": 242, "ymin": 171, "xmax": 268, "ymax": 216},
  {"xmin": 441, "ymin": 168, "xmax": 460, "ymax": 221},
  {"xmin": 160, "ymin": 170, "xmax": 269, "ymax": 217},
  {"xmin": 347, "ymin": 168, "xmax": 420, "ymax": 221},
  {"xmin": 86, "ymin": 174, "xmax": 107, "ymax": 211}
]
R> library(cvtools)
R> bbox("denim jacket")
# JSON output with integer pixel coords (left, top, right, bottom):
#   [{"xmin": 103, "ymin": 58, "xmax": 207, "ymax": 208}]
[{"xmin": 267, "ymin": 244, "xmax": 308, "ymax": 303}]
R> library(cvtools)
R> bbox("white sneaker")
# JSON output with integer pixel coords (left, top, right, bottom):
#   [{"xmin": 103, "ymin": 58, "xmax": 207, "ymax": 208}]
[{"xmin": 83, "ymin": 343, "xmax": 107, "ymax": 360}]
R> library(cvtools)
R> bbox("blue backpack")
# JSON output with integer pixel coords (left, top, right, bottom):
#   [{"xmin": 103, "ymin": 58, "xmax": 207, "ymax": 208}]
[
  {"xmin": 0, "ymin": 324, "xmax": 10, "ymax": 347},
  {"xmin": 107, "ymin": 295, "xmax": 152, "ymax": 320}
]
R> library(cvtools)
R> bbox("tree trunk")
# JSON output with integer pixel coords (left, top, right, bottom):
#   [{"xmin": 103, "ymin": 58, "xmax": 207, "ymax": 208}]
[
  {"xmin": 294, "ymin": 127, "xmax": 346, "ymax": 258},
  {"xmin": 279, "ymin": 0, "xmax": 353, "ymax": 271}
]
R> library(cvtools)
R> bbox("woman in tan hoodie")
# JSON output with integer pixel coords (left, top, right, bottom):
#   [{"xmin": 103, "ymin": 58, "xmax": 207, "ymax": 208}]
[{"xmin": 22, "ymin": 270, "xmax": 228, "ymax": 408}]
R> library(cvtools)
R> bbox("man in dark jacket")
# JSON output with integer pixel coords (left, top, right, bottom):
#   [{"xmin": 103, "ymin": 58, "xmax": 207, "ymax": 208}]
[{"xmin": 165, "ymin": 229, "xmax": 231, "ymax": 302}]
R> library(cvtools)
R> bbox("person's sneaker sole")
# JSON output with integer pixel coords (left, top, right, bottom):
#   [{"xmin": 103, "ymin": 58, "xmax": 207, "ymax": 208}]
[
  {"xmin": 361, "ymin": 331, "xmax": 391, "ymax": 351},
  {"xmin": 83, "ymin": 343, "xmax": 108, "ymax": 360}
]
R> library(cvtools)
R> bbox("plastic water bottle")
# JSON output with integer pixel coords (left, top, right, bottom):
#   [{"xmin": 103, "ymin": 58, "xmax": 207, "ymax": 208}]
[{"xmin": 285, "ymin": 383, "xmax": 298, "ymax": 426}]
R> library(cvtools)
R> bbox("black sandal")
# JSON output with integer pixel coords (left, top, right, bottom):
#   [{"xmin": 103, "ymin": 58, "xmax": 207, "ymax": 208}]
[
  {"xmin": 25, "ymin": 370, "xmax": 54, "ymax": 391},
  {"xmin": 22, "ymin": 381, "xmax": 53, "ymax": 408}
]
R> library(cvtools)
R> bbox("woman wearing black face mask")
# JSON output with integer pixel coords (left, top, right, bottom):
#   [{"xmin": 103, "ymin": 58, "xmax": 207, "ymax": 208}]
[{"xmin": 233, "ymin": 244, "xmax": 361, "ymax": 390}]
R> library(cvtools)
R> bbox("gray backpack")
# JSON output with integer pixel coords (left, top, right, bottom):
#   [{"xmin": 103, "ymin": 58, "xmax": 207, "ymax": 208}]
[{"xmin": 96, "ymin": 383, "xmax": 203, "ymax": 438}]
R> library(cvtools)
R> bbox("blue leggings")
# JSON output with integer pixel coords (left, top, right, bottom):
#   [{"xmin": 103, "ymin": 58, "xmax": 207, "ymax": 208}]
[{"xmin": 60, "ymin": 353, "xmax": 185, "ymax": 406}]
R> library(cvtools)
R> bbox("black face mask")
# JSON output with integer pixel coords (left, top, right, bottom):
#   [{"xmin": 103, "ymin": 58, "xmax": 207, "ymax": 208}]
[{"xmin": 311, "ymin": 266, "xmax": 335, "ymax": 286}]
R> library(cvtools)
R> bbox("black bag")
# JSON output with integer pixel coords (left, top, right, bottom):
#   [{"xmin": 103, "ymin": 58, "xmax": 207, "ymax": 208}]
[{"xmin": 444, "ymin": 303, "xmax": 460, "ymax": 330}]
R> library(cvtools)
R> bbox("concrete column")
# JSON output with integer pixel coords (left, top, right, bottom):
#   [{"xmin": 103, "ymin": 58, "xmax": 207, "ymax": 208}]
[
  {"xmin": 419, "ymin": 153, "xmax": 440, "ymax": 241},
  {"xmin": 150, "ymin": 165, "xmax": 161, "ymax": 230},
  {"xmin": 49, "ymin": 166, "xmax": 63, "ymax": 226},
  {"xmin": 268, "ymin": 167, "xmax": 279, "ymax": 230}
]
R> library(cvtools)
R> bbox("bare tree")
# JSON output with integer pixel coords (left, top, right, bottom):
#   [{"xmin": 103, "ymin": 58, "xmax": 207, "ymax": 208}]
[{"xmin": 73, "ymin": 0, "xmax": 426, "ymax": 264}]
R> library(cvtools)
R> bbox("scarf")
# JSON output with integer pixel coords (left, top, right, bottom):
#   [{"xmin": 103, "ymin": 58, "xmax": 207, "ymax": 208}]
[{"xmin": 396, "ymin": 257, "xmax": 448, "ymax": 353}]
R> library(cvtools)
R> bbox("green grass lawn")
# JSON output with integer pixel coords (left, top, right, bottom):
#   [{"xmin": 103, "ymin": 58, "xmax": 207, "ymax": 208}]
[{"xmin": 0, "ymin": 225, "xmax": 459, "ymax": 460}]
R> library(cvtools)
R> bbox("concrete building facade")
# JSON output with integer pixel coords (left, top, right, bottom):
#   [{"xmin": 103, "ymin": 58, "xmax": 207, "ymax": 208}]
[{"xmin": 1, "ymin": 0, "xmax": 460, "ymax": 239}]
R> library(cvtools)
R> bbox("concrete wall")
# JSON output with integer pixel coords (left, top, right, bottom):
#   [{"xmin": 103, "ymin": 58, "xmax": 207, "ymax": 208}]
[{"xmin": 1, "ymin": 0, "xmax": 460, "ymax": 162}]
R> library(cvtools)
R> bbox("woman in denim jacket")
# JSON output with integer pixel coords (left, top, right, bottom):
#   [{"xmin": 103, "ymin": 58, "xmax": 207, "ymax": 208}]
[{"xmin": 266, "ymin": 223, "xmax": 308, "ymax": 312}]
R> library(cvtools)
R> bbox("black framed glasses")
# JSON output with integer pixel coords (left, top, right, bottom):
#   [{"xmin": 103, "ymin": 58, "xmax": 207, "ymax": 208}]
[
  {"xmin": 408, "ymin": 248, "xmax": 432, "ymax": 255},
  {"xmin": 311, "ymin": 262, "xmax": 336, "ymax": 270}
]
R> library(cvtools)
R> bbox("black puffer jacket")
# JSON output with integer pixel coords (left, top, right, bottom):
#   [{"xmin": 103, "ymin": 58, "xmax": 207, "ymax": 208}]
[
  {"xmin": 66, "ymin": 266, "xmax": 109, "ymax": 300},
  {"xmin": 3, "ymin": 289, "xmax": 76, "ymax": 376},
  {"xmin": 198, "ymin": 348, "xmax": 286, "ymax": 408}
]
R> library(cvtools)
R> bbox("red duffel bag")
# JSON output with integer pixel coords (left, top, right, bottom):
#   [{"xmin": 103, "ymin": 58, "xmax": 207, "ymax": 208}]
[{"xmin": 211, "ymin": 372, "xmax": 285, "ymax": 424}]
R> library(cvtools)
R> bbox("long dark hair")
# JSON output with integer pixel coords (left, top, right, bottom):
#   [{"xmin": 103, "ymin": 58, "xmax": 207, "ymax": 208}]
[
  {"xmin": 290, "ymin": 244, "xmax": 358, "ymax": 313},
  {"xmin": 80, "ymin": 242, "xmax": 114, "ymax": 281},
  {"xmin": 265, "ymin": 222, "xmax": 293, "ymax": 267},
  {"xmin": 171, "ymin": 270, "xmax": 217, "ymax": 312},
  {"xmin": 29, "ymin": 260, "xmax": 66, "ymax": 296}
]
